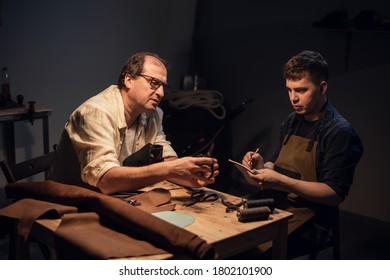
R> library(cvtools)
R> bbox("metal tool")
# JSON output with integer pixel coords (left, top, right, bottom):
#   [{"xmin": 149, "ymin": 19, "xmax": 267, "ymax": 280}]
[
  {"xmin": 221, "ymin": 198, "xmax": 244, "ymax": 213},
  {"xmin": 183, "ymin": 189, "xmax": 219, "ymax": 207},
  {"xmin": 197, "ymin": 142, "xmax": 215, "ymax": 179}
]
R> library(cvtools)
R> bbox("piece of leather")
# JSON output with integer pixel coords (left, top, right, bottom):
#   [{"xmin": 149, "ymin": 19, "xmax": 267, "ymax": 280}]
[
  {"xmin": 124, "ymin": 188, "xmax": 175, "ymax": 213},
  {"xmin": 54, "ymin": 212, "xmax": 168, "ymax": 259},
  {"xmin": 0, "ymin": 198, "xmax": 77, "ymax": 239},
  {"xmin": 122, "ymin": 143, "xmax": 163, "ymax": 167},
  {"xmin": 3, "ymin": 180, "xmax": 215, "ymax": 259}
]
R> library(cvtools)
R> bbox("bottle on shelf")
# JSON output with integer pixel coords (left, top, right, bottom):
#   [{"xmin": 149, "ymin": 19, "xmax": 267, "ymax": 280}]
[{"xmin": 1, "ymin": 67, "xmax": 11, "ymax": 105}]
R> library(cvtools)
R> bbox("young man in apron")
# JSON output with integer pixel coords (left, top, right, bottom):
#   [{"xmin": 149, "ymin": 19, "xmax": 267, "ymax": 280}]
[{"xmin": 241, "ymin": 50, "xmax": 363, "ymax": 258}]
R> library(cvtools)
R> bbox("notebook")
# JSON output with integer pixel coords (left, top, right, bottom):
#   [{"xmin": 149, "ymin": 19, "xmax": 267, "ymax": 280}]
[{"xmin": 228, "ymin": 159, "xmax": 260, "ymax": 186}]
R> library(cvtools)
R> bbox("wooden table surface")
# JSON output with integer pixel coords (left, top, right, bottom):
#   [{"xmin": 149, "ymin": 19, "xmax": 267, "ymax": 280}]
[{"xmin": 31, "ymin": 181, "xmax": 293, "ymax": 260}]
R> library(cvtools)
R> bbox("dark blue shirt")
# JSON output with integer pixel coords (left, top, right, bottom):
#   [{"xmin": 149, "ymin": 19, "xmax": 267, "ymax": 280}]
[{"xmin": 270, "ymin": 100, "xmax": 364, "ymax": 201}]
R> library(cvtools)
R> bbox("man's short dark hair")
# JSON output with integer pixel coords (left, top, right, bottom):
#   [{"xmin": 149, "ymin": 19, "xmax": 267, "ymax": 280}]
[{"xmin": 283, "ymin": 50, "xmax": 329, "ymax": 84}]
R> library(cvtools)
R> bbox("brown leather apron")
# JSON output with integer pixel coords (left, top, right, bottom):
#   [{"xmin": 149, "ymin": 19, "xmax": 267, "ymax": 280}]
[
  {"xmin": 275, "ymin": 134, "xmax": 318, "ymax": 182},
  {"xmin": 269, "ymin": 118, "xmax": 337, "ymax": 236},
  {"xmin": 272, "ymin": 131, "xmax": 319, "ymax": 235}
]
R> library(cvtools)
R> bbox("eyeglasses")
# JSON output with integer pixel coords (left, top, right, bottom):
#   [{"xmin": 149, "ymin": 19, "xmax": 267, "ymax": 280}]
[{"xmin": 134, "ymin": 74, "xmax": 171, "ymax": 94}]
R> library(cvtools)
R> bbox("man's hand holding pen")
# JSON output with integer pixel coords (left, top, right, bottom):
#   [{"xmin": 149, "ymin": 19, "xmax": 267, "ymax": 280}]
[
  {"xmin": 241, "ymin": 148, "xmax": 282, "ymax": 189},
  {"xmin": 244, "ymin": 148, "xmax": 264, "ymax": 170},
  {"xmin": 248, "ymin": 148, "xmax": 259, "ymax": 168}
]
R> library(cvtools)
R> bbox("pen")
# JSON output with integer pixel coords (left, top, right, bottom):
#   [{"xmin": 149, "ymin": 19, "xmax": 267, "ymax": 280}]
[{"xmin": 248, "ymin": 148, "xmax": 259, "ymax": 167}]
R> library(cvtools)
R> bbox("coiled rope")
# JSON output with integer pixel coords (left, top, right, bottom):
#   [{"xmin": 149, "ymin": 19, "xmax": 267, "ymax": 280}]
[{"xmin": 167, "ymin": 90, "xmax": 226, "ymax": 120}]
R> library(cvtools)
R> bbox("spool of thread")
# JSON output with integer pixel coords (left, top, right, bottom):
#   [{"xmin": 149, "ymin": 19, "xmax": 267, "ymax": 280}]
[
  {"xmin": 237, "ymin": 206, "xmax": 271, "ymax": 222},
  {"xmin": 244, "ymin": 198, "xmax": 275, "ymax": 211}
]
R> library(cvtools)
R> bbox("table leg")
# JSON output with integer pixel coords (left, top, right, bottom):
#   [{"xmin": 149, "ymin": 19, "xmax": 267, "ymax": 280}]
[
  {"xmin": 42, "ymin": 116, "xmax": 49, "ymax": 155},
  {"xmin": 271, "ymin": 220, "xmax": 288, "ymax": 259},
  {"xmin": 42, "ymin": 116, "xmax": 50, "ymax": 178},
  {"xmin": 2, "ymin": 122, "xmax": 16, "ymax": 166},
  {"xmin": 8, "ymin": 220, "xmax": 31, "ymax": 259}
]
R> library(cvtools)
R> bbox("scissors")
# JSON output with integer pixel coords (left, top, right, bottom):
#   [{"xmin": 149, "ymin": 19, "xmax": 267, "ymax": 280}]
[
  {"xmin": 197, "ymin": 142, "xmax": 215, "ymax": 179},
  {"xmin": 183, "ymin": 188, "xmax": 219, "ymax": 207}
]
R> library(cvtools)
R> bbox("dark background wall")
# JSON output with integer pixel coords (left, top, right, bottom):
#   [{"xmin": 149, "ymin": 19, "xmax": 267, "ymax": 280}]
[
  {"xmin": 194, "ymin": 0, "xmax": 390, "ymax": 223},
  {"xmin": 1, "ymin": 0, "xmax": 389, "ymax": 223},
  {"xmin": 0, "ymin": 0, "xmax": 197, "ymax": 192}
]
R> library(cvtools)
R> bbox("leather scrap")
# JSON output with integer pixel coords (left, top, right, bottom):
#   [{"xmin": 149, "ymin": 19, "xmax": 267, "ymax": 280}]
[
  {"xmin": 54, "ymin": 212, "xmax": 167, "ymax": 259},
  {"xmin": 0, "ymin": 198, "xmax": 77, "ymax": 239},
  {"xmin": 123, "ymin": 188, "xmax": 175, "ymax": 213}
]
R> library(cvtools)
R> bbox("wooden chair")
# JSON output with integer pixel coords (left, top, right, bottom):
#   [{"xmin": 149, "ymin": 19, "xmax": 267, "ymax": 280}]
[
  {"xmin": 288, "ymin": 207, "xmax": 341, "ymax": 260},
  {"xmin": 0, "ymin": 151, "xmax": 55, "ymax": 259},
  {"xmin": 308, "ymin": 208, "xmax": 340, "ymax": 259},
  {"xmin": 0, "ymin": 152, "xmax": 54, "ymax": 183}
]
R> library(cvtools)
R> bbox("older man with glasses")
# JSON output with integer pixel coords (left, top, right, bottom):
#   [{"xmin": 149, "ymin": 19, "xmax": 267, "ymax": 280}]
[{"xmin": 48, "ymin": 52, "xmax": 219, "ymax": 194}]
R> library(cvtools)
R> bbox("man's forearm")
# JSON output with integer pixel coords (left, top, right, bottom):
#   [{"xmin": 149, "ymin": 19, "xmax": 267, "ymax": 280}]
[
  {"xmin": 277, "ymin": 175, "xmax": 342, "ymax": 206},
  {"xmin": 97, "ymin": 163, "xmax": 171, "ymax": 194}
]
